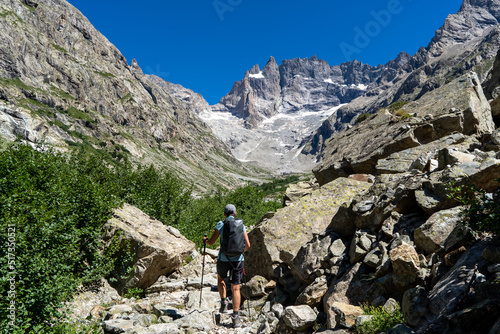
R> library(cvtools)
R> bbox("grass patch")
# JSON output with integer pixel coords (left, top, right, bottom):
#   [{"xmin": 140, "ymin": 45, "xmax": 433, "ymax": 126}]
[
  {"xmin": 66, "ymin": 106, "xmax": 93, "ymax": 122},
  {"xmin": 0, "ymin": 77, "xmax": 38, "ymax": 92},
  {"xmin": 51, "ymin": 43, "xmax": 68, "ymax": 53},
  {"xmin": 94, "ymin": 71, "xmax": 116, "ymax": 78},
  {"xmin": 355, "ymin": 113, "xmax": 371, "ymax": 124},
  {"xmin": 388, "ymin": 101, "xmax": 409, "ymax": 112},
  {"xmin": 119, "ymin": 93, "xmax": 133, "ymax": 103},
  {"xmin": 50, "ymin": 85, "xmax": 75, "ymax": 100}
]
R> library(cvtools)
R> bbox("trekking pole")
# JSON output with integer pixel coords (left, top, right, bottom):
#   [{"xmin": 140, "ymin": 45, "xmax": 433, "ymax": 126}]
[
  {"xmin": 200, "ymin": 233, "xmax": 207, "ymax": 308},
  {"xmin": 243, "ymin": 265, "xmax": 251, "ymax": 320}
]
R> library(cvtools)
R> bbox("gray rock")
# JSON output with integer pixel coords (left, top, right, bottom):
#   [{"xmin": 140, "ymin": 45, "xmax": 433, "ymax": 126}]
[
  {"xmin": 283, "ymin": 305, "xmax": 317, "ymax": 331},
  {"xmin": 185, "ymin": 275, "xmax": 218, "ymax": 289},
  {"xmin": 296, "ymin": 276, "xmax": 328, "ymax": 306},
  {"xmin": 387, "ymin": 324, "xmax": 416, "ymax": 334},
  {"xmin": 349, "ymin": 231, "xmax": 374, "ymax": 264},
  {"xmin": 488, "ymin": 264, "xmax": 500, "ymax": 273},
  {"xmin": 272, "ymin": 303, "xmax": 284, "ymax": 319},
  {"xmin": 102, "ymin": 204, "xmax": 196, "ymax": 293},
  {"xmin": 402, "ymin": 286, "xmax": 430, "ymax": 328},
  {"xmin": 174, "ymin": 310, "xmax": 215, "ymax": 332},
  {"xmin": 330, "ymin": 302, "xmax": 363, "ymax": 329},
  {"xmin": 427, "ymin": 242, "xmax": 488, "ymax": 318},
  {"xmin": 314, "ymin": 72, "xmax": 495, "ymax": 185},
  {"xmin": 185, "ymin": 288, "xmax": 220, "ymax": 310},
  {"xmin": 146, "ymin": 281, "xmax": 186, "ymax": 294},
  {"xmin": 414, "ymin": 206, "xmax": 470, "ymax": 255},
  {"xmin": 102, "ymin": 319, "xmax": 134, "ymax": 333},
  {"xmin": 292, "ymin": 235, "xmax": 334, "ymax": 283},
  {"xmin": 483, "ymin": 246, "xmax": 500, "ymax": 263},
  {"xmin": 246, "ymin": 178, "xmax": 370, "ymax": 279},
  {"xmin": 242, "ymin": 275, "xmax": 269, "ymax": 298},
  {"xmin": 146, "ymin": 323, "xmax": 180, "ymax": 334}
]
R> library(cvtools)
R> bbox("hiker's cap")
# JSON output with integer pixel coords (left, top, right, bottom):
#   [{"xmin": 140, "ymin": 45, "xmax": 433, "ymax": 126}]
[{"xmin": 224, "ymin": 204, "xmax": 236, "ymax": 215}]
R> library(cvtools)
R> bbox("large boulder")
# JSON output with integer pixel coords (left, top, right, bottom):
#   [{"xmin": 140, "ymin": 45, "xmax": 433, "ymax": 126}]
[
  {"xmin": 102, "ymin": 203, "xmax": 196, "ymax": 293},
  {"xmin": 329, "ymin": 302, "xmax": 363, "ymax": 329},
  {"xmin": 427, "ymin": 242, "xmax": 489, "ymax": 323},
  {"xmin": 375, "ymin": 133, "xmax": 472, "ymax": 174},
  {"xmin": 314, "ymin": 72, "xmax": 494, "ymax": 186},
  {"xmin": 389, "ymin": 242, "xmax": 421, "ymax": 287},
  {"xmin": 246, "ymin": 178, "xmax": 371, "ymax": 279},
  {"xmin": 283, "ymin": 305, "xmax": 317, "ymax": 331},
  {"xmin": 414, "ymin": 206, "xmax": 471, "ymax": 255}
]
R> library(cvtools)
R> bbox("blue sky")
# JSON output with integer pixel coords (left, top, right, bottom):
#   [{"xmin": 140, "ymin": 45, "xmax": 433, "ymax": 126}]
[{"xmin": 67, "ymin": 0, "xmax": 464, "ymax": 105}]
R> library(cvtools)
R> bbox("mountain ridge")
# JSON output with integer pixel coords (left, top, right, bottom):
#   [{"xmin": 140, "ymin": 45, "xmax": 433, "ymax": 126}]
[{"xmin": 0, "ymin": 0, "xmax": 267, "ymax": 192}]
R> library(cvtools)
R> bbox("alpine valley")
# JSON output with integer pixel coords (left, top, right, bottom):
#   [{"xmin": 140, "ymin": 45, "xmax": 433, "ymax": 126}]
[{"xmin": 2, "ymin": 0, "xmax": 500, "ymax": 333}]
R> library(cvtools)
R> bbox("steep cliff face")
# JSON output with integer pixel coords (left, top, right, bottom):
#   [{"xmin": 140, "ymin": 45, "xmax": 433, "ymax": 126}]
[
  {"xmin": 214, "ymin": 56, "xmax": 378, "ymax": 130},
  {"xmin": 0, "ymin": 0, "xmax": 261, "ymax": 191},
  {"xmin": 309, "ymin": 0, "xmax": 500, "ymax": 158}
]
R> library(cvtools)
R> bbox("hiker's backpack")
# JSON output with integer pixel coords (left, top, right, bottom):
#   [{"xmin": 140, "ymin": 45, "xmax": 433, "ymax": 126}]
[{"xmin": 220, "ymin": 217, "xmax": 245, "ymax": 257}]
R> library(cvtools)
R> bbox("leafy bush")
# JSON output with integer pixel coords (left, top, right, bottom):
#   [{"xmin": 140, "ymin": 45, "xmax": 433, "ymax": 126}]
[
  {"xmin": 447, "ymin": 181, "xmax": 500, "ymax": 235},
  {"xmin": 356, "ymin": 113, "xmax": 371, "ymax": 124},
  {"xmin": 0, "ymin": 143, "xmax": 294, "ymax": 331},
  {"xmin": 356, "ymin": 303, "xmax": 405, "ymax": 334},
  {"xmin": 0, "ymin": 144, "xmax": 122, "ymax": 332}
]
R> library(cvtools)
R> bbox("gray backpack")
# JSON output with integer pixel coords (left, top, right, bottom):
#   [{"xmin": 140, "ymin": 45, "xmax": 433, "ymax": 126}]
[{"xmin": 220, "ymin": 217, "xmax": 245, "ymax": 257}]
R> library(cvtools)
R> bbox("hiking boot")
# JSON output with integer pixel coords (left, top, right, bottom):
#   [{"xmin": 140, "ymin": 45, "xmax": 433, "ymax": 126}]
[
  {"xmin": 232, "ymin": 314, "xmax": 242, "ymax": 328},
  {"xmin": 219, "ymin": 301, "xmax": 230, "ymax": 314}
]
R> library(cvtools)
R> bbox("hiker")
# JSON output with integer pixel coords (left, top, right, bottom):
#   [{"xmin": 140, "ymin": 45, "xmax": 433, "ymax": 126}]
[{"xmin": 203, "ymin": 204, "xmax": 250, "ymax": 328}]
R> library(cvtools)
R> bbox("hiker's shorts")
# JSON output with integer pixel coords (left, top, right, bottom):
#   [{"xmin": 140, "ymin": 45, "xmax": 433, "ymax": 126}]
[{"xmin": 217, "ymin": 260, "xmax": 244, "ymax": 285}]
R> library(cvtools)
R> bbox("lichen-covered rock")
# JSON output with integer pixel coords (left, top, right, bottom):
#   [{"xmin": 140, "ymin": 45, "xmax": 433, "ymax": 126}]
[
  {"xmin": 246, "ymin": 178, "xmax": 371, "ymax": 279},
  {"xmin": 414, "ymin": 206, "xmax": 470, "ymax": 255},
  {"xmin": 283, "ymin": 180, "xmax": 319, "ymax": 206},
  {"xmin": 314, "ymin": 72, "xmax": 494, "ymax": 186},
  {"xmin": 389, "ymin": 242, "xmax": 421, "ymax": 287},
  {"xmin": 102, "ymin": 203, "xmax": 196, "ymax": 293}
]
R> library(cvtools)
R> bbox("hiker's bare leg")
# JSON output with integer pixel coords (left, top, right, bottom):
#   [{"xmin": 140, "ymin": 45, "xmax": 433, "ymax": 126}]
[
  {"xmin": 231, "ymin": 284, "xmax": 241, "ymax": 312},
  {"xmin": 218, "ymin": 275, "xmax": 226, "ymax": 299}
]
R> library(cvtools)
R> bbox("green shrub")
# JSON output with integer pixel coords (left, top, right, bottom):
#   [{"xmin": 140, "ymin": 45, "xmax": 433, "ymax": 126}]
[
  {"xmin": 0, "ymin": 144, "xmax": 122, "ymax": 332},
  {"xmin": 388, "ymin": 101, "xmax": 409, "ymax": 112},
  {"xmin": 356, "ymin": 303, "xmax": 405, "ymax": 334},
  {"xmin": 356, "ymin": 113, "xmax": 371, "ymax": 124},
  {"xmin": 447, "ymin": 181, "xmax": 500, "ymax": 235},
  {"xmin": 123, "ymin": 287, "xmax": 144, "ymax": 299},
  {"xmin": 0, "ymin": 143, "xmax": 296, "ymax": 330}
]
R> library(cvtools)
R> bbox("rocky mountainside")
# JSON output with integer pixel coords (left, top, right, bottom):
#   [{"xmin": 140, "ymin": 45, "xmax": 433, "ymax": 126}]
[
  {"xmin": 65, "ymin": 67, "xmax": 500, "ymax": 334},
  {"xmin": 0, "ymin": 0, "xmax": 264, "ymax": 192},
  {"xmin": 309, "ymin": 0, "xmax": 500, "ymax": 159},
  {"xmin": 194, "ymin": 56, "xmax": 390, "ymax": 173},
  {"xmin": 187, "ymin": 0, "xmax": 500, "ymax": 174}
]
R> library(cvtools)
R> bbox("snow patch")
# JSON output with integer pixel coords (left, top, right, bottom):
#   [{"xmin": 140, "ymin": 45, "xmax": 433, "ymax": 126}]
[
  {"xmin": 324, "ymin": 79, "xmax": 335, "ymax": 84},
  {"xmin": 249, "ymin": 71, "xmax": 265, "ymax": 79},
  {"xmin": 351, "ymin": 83, "xmax": 368, "ymax": 90}
]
